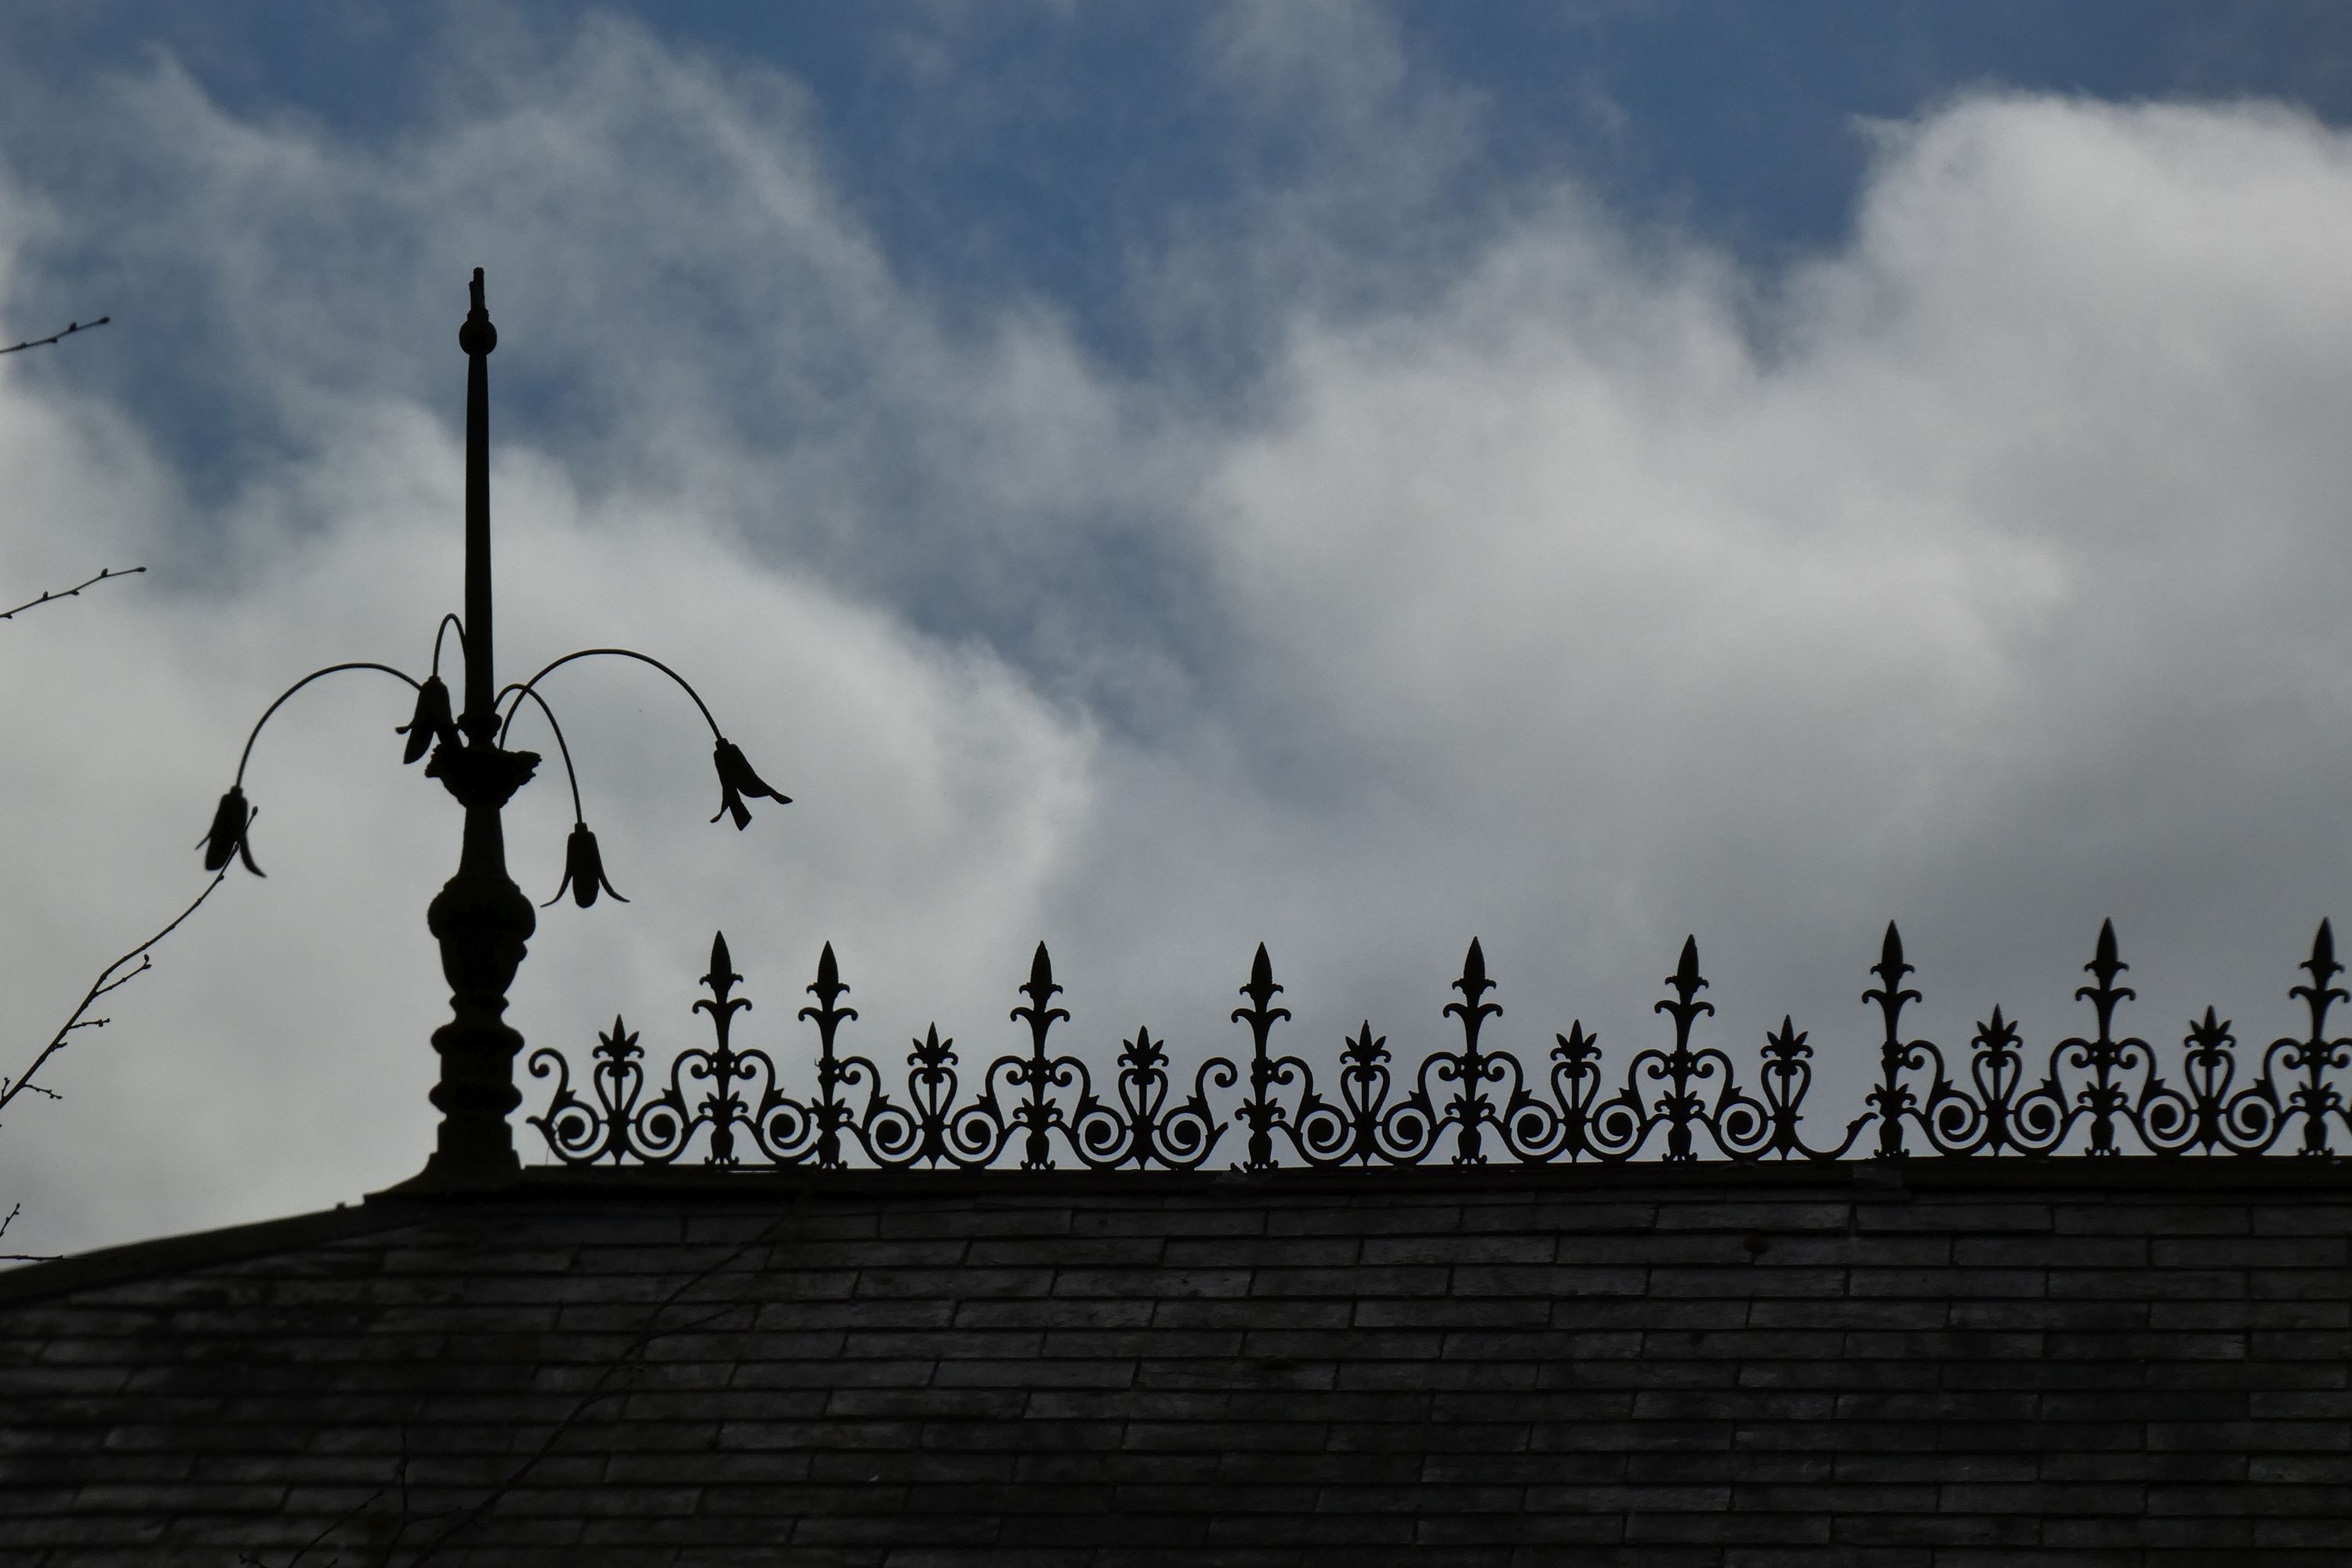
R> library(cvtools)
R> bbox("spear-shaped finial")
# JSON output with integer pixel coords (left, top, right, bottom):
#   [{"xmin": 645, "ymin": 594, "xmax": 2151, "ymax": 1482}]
[
  {"xmin": 459, "ymin": 268, "xmax": 497, "ymax": 737},
  {"xmin": 210, "ymin": 268, "xmax": 789, "ymax": 1189},
  {"xmin": 416, "ymin": 267, "xmax": 538, "ymax": 1191},
  {"xmin": 460, "ymin": 267, "xmax": 495, "ymax": 353}
]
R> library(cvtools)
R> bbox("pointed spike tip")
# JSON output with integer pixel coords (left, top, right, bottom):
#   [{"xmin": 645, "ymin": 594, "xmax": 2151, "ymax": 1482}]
[
  {"xmin": 2316, "ymin": 919, "xmax": 2337, "ymax": 970},
  {"xmin": 1881, "ymin": 921, "xmax": 1904, "ymax": 967},
  {"xmin": 1029, "ymin": 941, "xmax": 1054, "ymax": 989},
  {"xmin": 458, "ymin": 268, "xmax": 496, "ymax": 355},
  {"xmin": 1463, "ymin": 938, "xmax": 1486, "ymax": 984},
  {"xmin": 710, "ymin": 931, "xmax": 732, "ymax": 978}
]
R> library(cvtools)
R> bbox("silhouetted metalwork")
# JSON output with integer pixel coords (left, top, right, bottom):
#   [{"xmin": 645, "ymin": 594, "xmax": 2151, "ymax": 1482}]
[
  {"xmin": 530, "ymin": 918, "xmax": 2352, "ymax": 1168},
  {"xmin": 197, "ymin": 273, "xmax": 787, "ymax": 1189}
]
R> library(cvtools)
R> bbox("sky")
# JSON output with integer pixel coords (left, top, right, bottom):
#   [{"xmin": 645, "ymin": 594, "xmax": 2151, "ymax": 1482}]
[{"xmin": 6, "ymin": 2, "xmax": 2352, "ymax": 1258}]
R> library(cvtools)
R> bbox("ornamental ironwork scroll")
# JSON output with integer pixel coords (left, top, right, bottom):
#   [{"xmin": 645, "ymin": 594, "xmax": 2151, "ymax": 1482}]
[{"xmin": 528, "ymin": 919, "xmax": 2352, "ymax": 1168}]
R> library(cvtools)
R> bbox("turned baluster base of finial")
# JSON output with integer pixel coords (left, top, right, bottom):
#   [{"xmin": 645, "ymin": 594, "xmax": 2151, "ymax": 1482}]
[{"xmin": 410, "ymin": 790, "xmax": 538, "ymax": 1192}]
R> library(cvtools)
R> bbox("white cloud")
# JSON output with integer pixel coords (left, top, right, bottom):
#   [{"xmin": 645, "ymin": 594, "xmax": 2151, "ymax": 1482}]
[{"xmin": 5, "ymin": 24, "xmax": 2352, "ymax": 1255}]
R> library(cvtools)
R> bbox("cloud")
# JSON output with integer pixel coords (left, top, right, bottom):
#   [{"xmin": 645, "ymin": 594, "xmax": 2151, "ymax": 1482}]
[
  {"xmin": 4, "ymin": 17, "xmax": 2352, "ymax": 1254},
  {"xmin": 1123, "ymin": 89, "xmax": 2352, "ymax": 1059}
]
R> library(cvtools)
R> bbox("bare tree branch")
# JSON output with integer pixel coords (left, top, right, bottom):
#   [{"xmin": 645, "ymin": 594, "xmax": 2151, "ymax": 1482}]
[
  {"xmin": 0, "ymin": 565, "xmax": 146, "ymax": 622},
  {"xmin": 408, "ymin": 1203, "xmax": 803, "ymax": 1565},
  {"xmin": 0, "ymin": 1201, "xmax": 60, "ymax": 1264},
  {"xmin": 0, "ymin": 308, "xmax": 147, "ymax": 1272},
  {"xmin": 0, "ymin": 316, "xmax": 110, "ymax": 356},
  {"xmin": 237, "ymin": 1481, "xmax": 387, "ymax": 1568},
  {"xmin": 233, "ymin": 1207, "xmax": 803, "ymax": 1566},
  {"xmin": 0, "ymin": 869, "xmax": 230, "ymax": 1131}
]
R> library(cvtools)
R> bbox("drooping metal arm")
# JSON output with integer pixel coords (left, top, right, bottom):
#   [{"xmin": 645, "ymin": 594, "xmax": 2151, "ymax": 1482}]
[
  {"xmin": 498, "ymin": 684, "xmax": 585, "ymax": 824},
  {"xmin": 430, "ymin": 613, "xmax": 466, "ymax": 679},
  {"xmin": 499, "ymin": 684, "xmax": 626, "ymax": 909},
  {"xmin": 200, "ymin": 662, "xmax": 425, "ymax": 874},
  {"xmin": 499, "ymin": 648, "xmax": 723, "ymax": 742},
  {"xmin": 500, "ymin": 647, "xmax": 789, "ymax": 830},
  {"xmin": 233, "ymin": 662, "xmax": 423, "ymax": 786}
]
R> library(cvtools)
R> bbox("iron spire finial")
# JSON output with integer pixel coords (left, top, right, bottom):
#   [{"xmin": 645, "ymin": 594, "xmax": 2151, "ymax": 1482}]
[
  {"xmin": 198, "ymin": 268, "xmax": 791, "ymax": 1191},
  {"xmin": 418, "ymin": 267, "xmax": 539, "ymax": 1189}
]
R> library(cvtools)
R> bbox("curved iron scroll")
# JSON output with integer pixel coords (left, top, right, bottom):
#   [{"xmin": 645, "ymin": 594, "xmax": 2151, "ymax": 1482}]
[{"xmin": 528, "ymin": 920, "xmax": 2352, "ymax": 1167}]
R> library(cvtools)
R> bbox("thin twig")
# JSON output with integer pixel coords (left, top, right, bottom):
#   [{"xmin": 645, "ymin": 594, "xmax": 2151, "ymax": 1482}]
[
  {"xmin": 0, "ymin": 565, "xmax": 146, "ymax": 622},
  {"xmin": 289, "ymin": 1488, "xmax": 386, "ymax": 1567},
  {"xmin": 0, "ymin": 1202, "xmax": 61, "ymax": 1264},
  {"xmin": 234, "ymin": 1447, "xmax": 405, "ymax": 1566},
  {"xmin": 0, "ymin": 869, "xmax": 229, "ymax": 1127},
  {"xmin": 0, "ymin": 316, "xmax": 110, "ymax": 355},
  {"xmin": 249, "ymin": 1234, "xmax": 790, "ymax": 1566},
  {"xmin": 405, "ymin": 1200, "xmax": 805, "ymax": 1564},
  {"xmin": 395, "ymin": 1431, "xmax": 412, "ymax": 1550}
]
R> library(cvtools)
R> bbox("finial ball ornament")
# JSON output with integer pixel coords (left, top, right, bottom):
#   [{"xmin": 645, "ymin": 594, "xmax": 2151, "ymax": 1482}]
[{"xmin": 458, "ymin": 266, "xmax": 497, "ymax": 356}]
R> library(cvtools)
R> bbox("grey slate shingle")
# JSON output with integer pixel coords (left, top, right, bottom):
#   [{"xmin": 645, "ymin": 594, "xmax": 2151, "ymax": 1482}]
[{"xmin": 2, "ymin": 1163, "xmax": 2351, "ymax": 1563}]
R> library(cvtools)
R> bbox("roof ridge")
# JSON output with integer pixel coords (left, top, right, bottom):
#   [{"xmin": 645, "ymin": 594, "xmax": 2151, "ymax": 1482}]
[{"xmin": 0, "ymin": 1198, "xmax": 433, "ymax": 1305}]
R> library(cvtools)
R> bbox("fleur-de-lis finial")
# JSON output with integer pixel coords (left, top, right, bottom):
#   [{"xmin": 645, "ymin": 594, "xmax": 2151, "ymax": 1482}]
[
  {"xmin": 2080, "ymin": 918, "xmax": 2131, "ymax": 1004},
  {"xmin": 2297, "ymin": 919, "xmax": 2345, "ymax": 1011},
  {"xmin": 1236, "ymin": 943, "xmax": 1287, "ymax": 1023},
  {"xmin": 1012, "ymin": 942, "xmax": 1069, "ymax": 1040},
  {"xmin": 1445, "ymin": 938, "xmax": 1502, "ymax": 1040},
  {"xmin": 704, "ymin": 931, "xmax": 743, "ymax": 1005},
  {"xmin": 804, "ymin": 941, "xmax": 850, "ymax": 1017},
  {"xmin": 1657, "ymin": 935, "xmax": 1711, "ymax": 1022}
]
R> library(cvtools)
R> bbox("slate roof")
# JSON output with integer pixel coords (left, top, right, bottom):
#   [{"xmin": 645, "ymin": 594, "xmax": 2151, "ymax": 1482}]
[{"xmin": 5, "ymin": 1160, "xmax": 2352, "ymax": 1565}]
